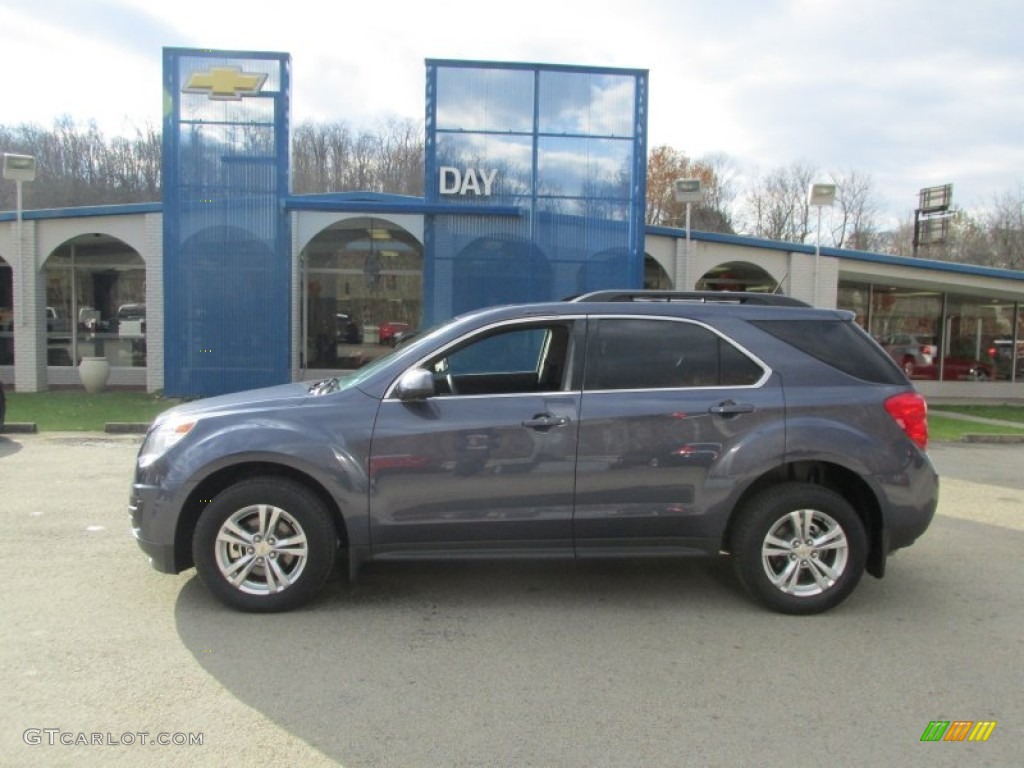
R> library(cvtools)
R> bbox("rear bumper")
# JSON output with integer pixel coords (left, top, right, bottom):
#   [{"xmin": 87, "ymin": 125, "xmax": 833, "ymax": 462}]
[
  {"xmin": 886, "ymin": 493, "xmax": 938, "ymax": 552},
  {"xmin": 878, "ymin": 459, "xmax": 939, "ymax": 559}
]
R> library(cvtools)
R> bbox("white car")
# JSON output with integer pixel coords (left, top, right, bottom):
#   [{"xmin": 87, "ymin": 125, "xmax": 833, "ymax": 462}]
[{"xmin": 880, "ymin": 333, "xmax": 936, "ymax": 374}]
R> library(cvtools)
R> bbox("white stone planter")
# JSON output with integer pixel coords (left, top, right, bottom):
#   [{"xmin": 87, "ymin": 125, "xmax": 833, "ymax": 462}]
[{"xmin": 79, "ymin": 357, "xmax": 111, "ymax": 394}]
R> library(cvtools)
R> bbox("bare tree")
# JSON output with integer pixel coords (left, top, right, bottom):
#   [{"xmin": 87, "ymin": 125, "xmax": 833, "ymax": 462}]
[
  {"xmin": 291, "ymin": 119, "xmax": 424, "ymax": 195},
  {"xmin": 741, "ymin": 162, "xmax": 817, "ymax": 243},
  {"xmin": 375, "ymin": 118, "xmax": 424, "ymax": 196},
  {"xmin": 879, "ymin": 216, "xmax": 917, "ymax": 258},
  {"xmin": 1, "ymin": 116, "xmax": 162, "ymax": 208},
  {"xmin": 983, "ymin": 187, "xmax": 1024, "ymax": 270},
  {"xmin": 829, "ymin": 169, "xmax": 879, "ymax": 250},
  {"xmin": 698, "ymin": 152, "xmax": 738, "ymax": 232}
]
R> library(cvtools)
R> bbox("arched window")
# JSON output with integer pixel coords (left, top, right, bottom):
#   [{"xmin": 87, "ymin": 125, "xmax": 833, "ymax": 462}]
[
  {"xmin": 644, "ymin": 255, "xmax": 672, "ymax": 289},
  {"xmin": 696, "ymin": 262, "xmax": 779, "ymax": 293},
  {"xmin": 44, "ymin": 236, "xmax": 146, "ymax": 368},
  {"xmin": 302, "ymin": 217, "xmax": 422, "ymax": 370}
]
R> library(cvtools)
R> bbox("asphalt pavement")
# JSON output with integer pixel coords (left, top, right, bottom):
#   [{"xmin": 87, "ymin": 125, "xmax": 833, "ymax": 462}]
[{"xmin": 1, "ymin": 433, "xmax": 1021, "ymax": 767}]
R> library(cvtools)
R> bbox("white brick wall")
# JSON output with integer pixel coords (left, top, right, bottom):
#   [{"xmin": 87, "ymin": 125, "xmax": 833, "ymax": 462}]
[
  {"xmin": 13, "ymin": 219, "xmax": 46, "ymax": 392},
  {"xmin": 144, "ymin": 213, "xmax": 164, "ymax": 393},
  {"xmin": 290, "ymin": 212, "xmax": 303, "ymax": 381}
]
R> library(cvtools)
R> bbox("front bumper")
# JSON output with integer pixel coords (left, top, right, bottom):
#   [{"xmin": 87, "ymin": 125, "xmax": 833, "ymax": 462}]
[{"xmin": 129, "ymin": 484, "xmax": 180, "ymax": 574}]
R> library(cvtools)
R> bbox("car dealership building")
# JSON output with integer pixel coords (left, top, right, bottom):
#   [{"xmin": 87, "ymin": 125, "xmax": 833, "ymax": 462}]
[{"xmin": 2, "ymin": 48, "xmax": 1023, "ymax": 399}]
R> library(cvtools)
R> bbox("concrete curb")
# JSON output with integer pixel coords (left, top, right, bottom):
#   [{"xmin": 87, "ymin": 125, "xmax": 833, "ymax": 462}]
[
  {"xmin": 104, "ymin": 422, "xmax": 151, "ymax": 434},
  {"xmin": 0, "ymin": 423, "xmax": 38, "ymax": 434},
  {"xmin": 2, "ymin": 423, "xmax": 150, "ymax": 434},
  {"xmin": 962, "ymin": 434, "xmax": 1024, "ymax": 444}
]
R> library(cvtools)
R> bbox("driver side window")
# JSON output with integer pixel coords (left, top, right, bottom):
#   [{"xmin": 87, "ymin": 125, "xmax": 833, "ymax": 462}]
[{"xmin": 429, "ymin": 322, "xmax": 573, "ymax": 396}]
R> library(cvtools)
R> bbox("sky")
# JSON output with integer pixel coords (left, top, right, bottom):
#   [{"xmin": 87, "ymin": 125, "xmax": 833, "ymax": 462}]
[{"xmin": 2, "ymin": 0, "xmax": 1022, "ymax": 227}]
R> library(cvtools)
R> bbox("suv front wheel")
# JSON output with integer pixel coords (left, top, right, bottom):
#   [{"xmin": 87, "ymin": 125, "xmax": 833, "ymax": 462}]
[
  {"xmin": 731, "ymin": 483, "xmax": 867, "ymax": 615},
  {"xmin": 193, "ymin": 478, "xmax": 337, "ymax": 612}
]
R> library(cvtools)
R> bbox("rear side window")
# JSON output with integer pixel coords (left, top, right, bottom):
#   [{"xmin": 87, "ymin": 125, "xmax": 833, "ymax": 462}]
[
  {"xmin": 584, "ymin": 318, "xmax": 764, "ymax": 390},
  {"xmin": 752, "ymin": 319, "xmax": 907, "ymax": 385}
]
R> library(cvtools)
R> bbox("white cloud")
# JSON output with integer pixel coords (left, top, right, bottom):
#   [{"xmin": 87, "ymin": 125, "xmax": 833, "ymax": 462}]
[{"xmin": 1, "ymin": 0, "xmax": 1021, "ymax": 221}]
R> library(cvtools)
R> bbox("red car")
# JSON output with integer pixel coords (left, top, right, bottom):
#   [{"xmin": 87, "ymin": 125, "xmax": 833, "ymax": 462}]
[
  {"xmin": 378, "ymin": 321, "xmax": 411, "ymax": 346},
  {"xmin": 909, "ymin": 357, "xmax": 993, "ymax": 381}
]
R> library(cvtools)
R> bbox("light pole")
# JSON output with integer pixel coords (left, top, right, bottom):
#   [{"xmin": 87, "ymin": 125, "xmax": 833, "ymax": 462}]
[
  {"xmin": 3, "ymin": 153, "xmax": 37, "ymax": 328},
  {"xmin": 807, "ymin": 182, "xmax": 836, "ymax": 306},
  {"xmin": 673, "ymin": 178, "xmax": 704, "ymax": 289}
]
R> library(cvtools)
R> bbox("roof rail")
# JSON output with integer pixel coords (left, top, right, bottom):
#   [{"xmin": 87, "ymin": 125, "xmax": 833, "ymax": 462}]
[{"xmin": 566, "ymin": 290, "xmax": 810, "ymax": 307}]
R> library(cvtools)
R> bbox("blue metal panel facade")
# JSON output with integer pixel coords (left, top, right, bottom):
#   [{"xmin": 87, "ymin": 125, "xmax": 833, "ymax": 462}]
[
  {"xmin": 162, "ymin": 48, "xmax": 291, "ymax": 396},
  {"xmin": 423, "ymin": 60, "xmax": 648, "ymax": 325}
]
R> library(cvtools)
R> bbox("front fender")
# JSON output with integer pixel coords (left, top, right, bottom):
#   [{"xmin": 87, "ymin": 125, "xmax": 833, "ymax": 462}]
[{"xmin": 141, "ymin": 407, "xmax": 376, "ymax": 567}]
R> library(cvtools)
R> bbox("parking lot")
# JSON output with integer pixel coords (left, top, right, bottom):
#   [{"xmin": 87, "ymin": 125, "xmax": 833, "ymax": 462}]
[{"xmin": 1, "ymin": 434, "xmax": 1021, "ymax": 767}]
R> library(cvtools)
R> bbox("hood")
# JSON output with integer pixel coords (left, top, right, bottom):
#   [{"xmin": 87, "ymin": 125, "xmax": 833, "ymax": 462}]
[{"xmin": 152, "ymin": 381, "xmax": 318, "ymax": 425}]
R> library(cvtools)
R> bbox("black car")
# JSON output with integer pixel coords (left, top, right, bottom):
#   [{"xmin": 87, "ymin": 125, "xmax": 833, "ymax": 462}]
[
  {"xmin": 130, "ymin": 291, "xmax": 938, "ymax": 615},
  {"xmin": 335, "ymin": 313, "xmax": 363, "ymax": 344}
]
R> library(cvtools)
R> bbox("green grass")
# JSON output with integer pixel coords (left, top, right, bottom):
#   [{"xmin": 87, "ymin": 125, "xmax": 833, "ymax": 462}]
[
  {"xmin": 930, "ymin": 404, "xmax": 1024, "ymax": 424},
  {"xmin": 928, "ymin": 413, "xmax": 1024, "ymax": 442},
  {"xmin": 4, "ymin": 390, "xmax": 178, "ymax": 431}
]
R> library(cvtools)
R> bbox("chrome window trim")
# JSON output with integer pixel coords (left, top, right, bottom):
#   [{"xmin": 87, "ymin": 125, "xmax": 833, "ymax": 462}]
[
  {"xmin": 383, "ymin": 312, "xmax": 772, "ymax": 400},
  {"xmin": 581, "ymin": 314, "xmax": 772, "ymax": 392}
]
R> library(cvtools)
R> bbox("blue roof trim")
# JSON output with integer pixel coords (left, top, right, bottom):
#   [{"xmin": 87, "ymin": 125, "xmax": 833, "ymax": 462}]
[
  {"xmin": 284, "ymin": 195, "xmax": 521, "ymax": 217},
  {"xmin": 0, "ymin": 203, "xmax": 162, "ymax": 222},
  {"xmin": 425, "ymin": 58, "xmax": 648, "ymax": 77},
  {"xmin": 646, "ymin": 224, "xmax": 1024, "ymax": 284},
  {"xmin": 830, "ymin": 247, "xmax": 1024, "ymax": 282},
  {"xmin": 163, "ymin": 46, "xmax": 289, "ymax": 60},
  {"xmin": 290, "ymin": 191, "xmax": 424, "ymax": 206},
  {"xmin": 646, "ymin": 225, "xmax": 823, "ymax": 255}
]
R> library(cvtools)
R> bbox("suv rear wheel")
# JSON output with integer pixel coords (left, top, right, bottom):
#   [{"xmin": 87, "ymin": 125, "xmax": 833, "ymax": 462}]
[
  {"xmin": 731, "ymin": 483, "xmax": 867, "ymax": 615},
  {"xmin": 193, "ymin": 478, "xmax": 337, "ymax": 612}
]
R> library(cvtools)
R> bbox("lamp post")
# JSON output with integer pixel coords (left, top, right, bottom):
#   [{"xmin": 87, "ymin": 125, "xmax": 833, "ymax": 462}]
[
  {"xmin": 673, "ymin": 178, "xmax": 704, "ymax": 289},
  {"xmin": 3, "ymin": 153, "xmax": 37, "ymax": 328},
  {"xmin": 807, "ymin": 182, "xmax": 836, "ymax": 306}
]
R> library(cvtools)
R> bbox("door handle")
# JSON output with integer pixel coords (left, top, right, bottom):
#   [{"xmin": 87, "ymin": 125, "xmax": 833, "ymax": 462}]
[
  {"xmin": 709, "ymin": 401, "xmax": 755, "ymax": 416},
  {"xmin": 522, "ymin": 414, "xmax": 571, "ymax": 430}
]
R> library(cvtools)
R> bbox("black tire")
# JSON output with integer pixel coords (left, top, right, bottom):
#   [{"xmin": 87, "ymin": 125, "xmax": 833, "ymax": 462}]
[
  {"xmin": 731, "ymin": 483, "xmax": 867, "ymax": 615},
  {"xmin": 193, "ymin": 477, "xmax": 337, "ymax": 612}
]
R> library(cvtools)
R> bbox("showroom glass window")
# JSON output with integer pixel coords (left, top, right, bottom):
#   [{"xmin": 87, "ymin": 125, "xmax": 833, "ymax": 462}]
[
  {"xmin": 944, "ymin": 293, "xmax": 1017, "ymax": 381},
  {"xmin": 303, "ymin": 217, "xmax": 422, "ymax": 370},
  {"xmin": 44, "ymin": 241, "xmax": 146, "ymax": 368},
  {"xmin": 1013, "ymin": 306, "xmax": 1024, "ymax": 383},
  {"xmin": 839, "ymin": 280, "xmax": 1021, "ymax": 383},
  {"xmin": 863, "ymin": 286, "xmax": 942, "ymax": 377}
]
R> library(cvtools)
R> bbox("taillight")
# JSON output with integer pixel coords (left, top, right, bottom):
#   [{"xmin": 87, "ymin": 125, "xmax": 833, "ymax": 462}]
[{"xmin": 885, "ymin": 392, "xmax": 928, "ymax": 450}]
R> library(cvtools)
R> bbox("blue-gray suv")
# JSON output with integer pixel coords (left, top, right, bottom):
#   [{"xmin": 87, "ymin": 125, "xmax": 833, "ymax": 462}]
[{"xmin": 130, "ymin": 291, "xmax": 938, "ymax": 614}]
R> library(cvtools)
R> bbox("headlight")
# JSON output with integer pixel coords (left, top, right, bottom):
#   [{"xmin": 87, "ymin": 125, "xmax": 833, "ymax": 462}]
[{"xmin": 138, "ymin": 417, "xmax": 198, "ymax": 467}]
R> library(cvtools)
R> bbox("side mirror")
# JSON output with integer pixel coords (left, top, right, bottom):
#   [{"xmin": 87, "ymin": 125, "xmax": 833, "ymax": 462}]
[{"xmin": 393, "ymin": 368, "xmax": 435, "ymax": 401}]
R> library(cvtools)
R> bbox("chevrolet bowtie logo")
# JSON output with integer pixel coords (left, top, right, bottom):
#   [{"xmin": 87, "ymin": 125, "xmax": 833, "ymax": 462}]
[{"xmin": 183, "ymin": 66, "xmax": 268, "ymax": 100}]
